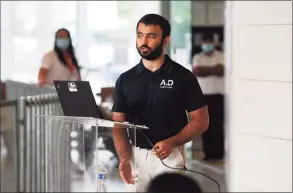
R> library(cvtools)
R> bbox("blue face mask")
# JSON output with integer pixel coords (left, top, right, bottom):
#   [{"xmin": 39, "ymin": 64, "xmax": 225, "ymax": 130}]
[
  {"xmin": 56, "ymin": 38, "xmax": 70, "ymax": 49},
  {"xmin": 201, "ymin": 44, "xmax": 214, "ymax": 53}
]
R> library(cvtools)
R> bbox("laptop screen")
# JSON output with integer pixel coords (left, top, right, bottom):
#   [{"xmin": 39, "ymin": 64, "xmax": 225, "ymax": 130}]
[{"xmin": 54, "ymin": 81, "xmax": 100, "ymax": 118}]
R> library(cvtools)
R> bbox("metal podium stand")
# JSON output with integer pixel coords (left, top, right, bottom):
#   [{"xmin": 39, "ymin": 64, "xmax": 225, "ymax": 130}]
[{"xmin": 35, "ymin": 115, "xmax": 148, "ymax": 192}]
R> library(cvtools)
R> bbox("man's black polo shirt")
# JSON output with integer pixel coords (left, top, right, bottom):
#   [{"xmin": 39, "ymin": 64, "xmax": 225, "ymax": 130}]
[{"xmin": 112, "ymin": 55, "xmax": 206, "ymax": 149}]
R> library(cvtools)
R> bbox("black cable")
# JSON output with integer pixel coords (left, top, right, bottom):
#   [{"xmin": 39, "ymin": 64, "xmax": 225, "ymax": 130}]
[{"xmin": 136, "ymin": 128, "xmax": 221, "ymax": 193}]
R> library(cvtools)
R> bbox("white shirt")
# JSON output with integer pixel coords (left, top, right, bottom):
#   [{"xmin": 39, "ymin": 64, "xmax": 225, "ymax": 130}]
[
  {"xmin": 41, "ymin": 50, "xmax": 79, "ymax": 85},
  {"xmin": 192, "ymin": 50, "xmax": 225, "ymax": 95}
]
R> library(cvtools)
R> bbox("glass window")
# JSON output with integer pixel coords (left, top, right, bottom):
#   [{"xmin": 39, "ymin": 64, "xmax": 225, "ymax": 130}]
[
  {"xmin": 1, "ymin": 1, "xmax": 161, "ymax": 88},
  {"xmin": 1, "ymin": 1, "xmax": 77, "ymax": 83},
  {"xmin": 80, "ymin": 1, "xmax": 161, "ymax": 93}
]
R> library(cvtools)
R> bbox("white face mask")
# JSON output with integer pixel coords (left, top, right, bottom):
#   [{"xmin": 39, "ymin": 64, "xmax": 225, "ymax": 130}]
[{"xmin": 56, "ymin": 38, "xmax": 70, "ymax": 49}]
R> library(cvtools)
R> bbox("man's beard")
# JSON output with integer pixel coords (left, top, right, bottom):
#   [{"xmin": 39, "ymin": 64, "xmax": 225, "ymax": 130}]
[{"xmin": 136, "ymin": 42, "xmax": 163, "ymax": 61}]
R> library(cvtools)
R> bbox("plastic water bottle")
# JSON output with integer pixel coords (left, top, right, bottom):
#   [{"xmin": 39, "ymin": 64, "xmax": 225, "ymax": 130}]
[{"xmin": 96, "ymin": 163, "xmax": 108, "ymax": 192}]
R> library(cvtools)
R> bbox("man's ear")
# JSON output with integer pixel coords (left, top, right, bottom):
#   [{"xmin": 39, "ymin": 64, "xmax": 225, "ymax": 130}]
[{"xmin": 163, "ymin": 36, "xmax": 170, "ymax": 48}]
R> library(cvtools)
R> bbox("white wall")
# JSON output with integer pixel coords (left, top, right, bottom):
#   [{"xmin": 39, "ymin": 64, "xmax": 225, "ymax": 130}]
[{"xmin": 225, "ymin": 1, "xmax": 292, "ymax": 192}]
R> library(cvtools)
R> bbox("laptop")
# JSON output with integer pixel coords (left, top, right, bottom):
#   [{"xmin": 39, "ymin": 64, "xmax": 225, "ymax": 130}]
[{"xmin": 53, "ymin": 80, "xmax": 100, "ymax": 118}]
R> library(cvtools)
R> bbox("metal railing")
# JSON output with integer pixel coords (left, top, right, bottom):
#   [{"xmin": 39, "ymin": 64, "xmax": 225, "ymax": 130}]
[
  {"xmin": 4, "ymin": 80, "xmax": 55, "ymax": 101},
  {"xmin": 1, "ymin": 93, "xmax": 71, "ymax": 192}
]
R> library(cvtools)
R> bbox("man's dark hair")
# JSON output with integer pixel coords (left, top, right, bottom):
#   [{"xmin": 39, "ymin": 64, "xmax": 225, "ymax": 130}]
[
  {"xmin": 202, "ymin": 33, "xmax": 214, "ymax": 42},
  {"xmin": 136, "ymin": 13, "xmax": 171, "ymax": 38},
  {"xmin": 54, "ymin": 28, "xmax": 80, "ymax": 72},
  {"xmin": 147, "ymin": 173, "xmax": 202, "ymax": 193}
]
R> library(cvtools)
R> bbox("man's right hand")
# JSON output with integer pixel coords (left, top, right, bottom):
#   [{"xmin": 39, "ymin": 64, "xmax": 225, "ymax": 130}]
[{"xmin": 119, "ymin": 160, "xmax": 135, "ymax": 184}]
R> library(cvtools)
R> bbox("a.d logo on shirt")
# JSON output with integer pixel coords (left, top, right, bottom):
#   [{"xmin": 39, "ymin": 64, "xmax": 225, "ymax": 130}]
[
  {"xmin": 68, "ymin": 82, "xmax": 78, "ymax": 92},
  {"xmin": 160, "ymin": 79, "xmax": 173, "ymax": 89}
]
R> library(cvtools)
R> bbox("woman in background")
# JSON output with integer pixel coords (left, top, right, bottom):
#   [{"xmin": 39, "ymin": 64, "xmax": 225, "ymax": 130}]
[
  {"xmin": 38, "ymin": 28, "xmax": 85, "ymax": 174},
  {"xmin": 38, "ymin": 28, "xmax": 81, "ymax": 87}
]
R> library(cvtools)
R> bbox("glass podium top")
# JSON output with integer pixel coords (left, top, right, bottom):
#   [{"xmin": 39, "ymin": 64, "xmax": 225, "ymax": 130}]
[{"xmin": 34, "ymin": 114, "xmax": 149, "ymax": 130}]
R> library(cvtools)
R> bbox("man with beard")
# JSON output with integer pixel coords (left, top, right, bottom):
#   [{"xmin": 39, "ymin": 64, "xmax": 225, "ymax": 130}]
[{"xmin": 111, "ymin": 14, "xmax": 209, "ymax": 192}]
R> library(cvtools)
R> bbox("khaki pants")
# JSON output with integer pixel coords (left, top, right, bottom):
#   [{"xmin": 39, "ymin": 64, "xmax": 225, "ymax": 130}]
[{"xmin": 125, "ymin": 145, "xmax": 186, "ymax": 192}]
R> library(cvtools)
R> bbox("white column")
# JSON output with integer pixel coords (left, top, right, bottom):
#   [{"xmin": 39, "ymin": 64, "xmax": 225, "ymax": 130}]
[{"xmin": 225, "ymin": 1, "xmax": 292, "ymax": 192}]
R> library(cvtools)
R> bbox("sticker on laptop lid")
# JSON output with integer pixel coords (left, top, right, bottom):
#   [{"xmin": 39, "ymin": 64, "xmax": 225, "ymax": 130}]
[{"xmin": 68, "ymin": 82, "xmax": 78, "ymax": 92}]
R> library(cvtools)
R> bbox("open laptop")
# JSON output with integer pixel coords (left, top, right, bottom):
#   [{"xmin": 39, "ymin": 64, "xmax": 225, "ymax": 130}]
[{"xmin": 53, "ymin": 80, "xmax": 100, "ymax": 118}]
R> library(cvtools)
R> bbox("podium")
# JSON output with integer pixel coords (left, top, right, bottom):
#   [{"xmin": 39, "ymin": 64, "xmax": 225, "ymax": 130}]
[{"xmin": 34, "ymin": 115, "xmax": 148, "ymax": 192}]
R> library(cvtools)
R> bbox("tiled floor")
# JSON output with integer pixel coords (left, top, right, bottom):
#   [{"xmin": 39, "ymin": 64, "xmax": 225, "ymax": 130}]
[{"xmin": 1, "ymin": 147, "xmax": 226, "ymax": 192}]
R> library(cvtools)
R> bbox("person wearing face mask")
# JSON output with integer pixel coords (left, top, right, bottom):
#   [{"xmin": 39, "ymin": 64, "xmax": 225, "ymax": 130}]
[
  {"xmin": 37, "ymin": 28, "xmax": 86, "ymax": 174},
  {"xmin": 111, "ymin": 14, "xmax": 209, "ymax": 192},
  {"xmin": 192, "ymin": 33, "xmax": 225, "ymax": 161},
  {"xmin": 38, "ymin": 28, "xmax": 81, "ymax": 87}
]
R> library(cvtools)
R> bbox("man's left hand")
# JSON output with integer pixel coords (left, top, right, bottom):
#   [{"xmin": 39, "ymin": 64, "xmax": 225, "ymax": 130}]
[{"xmin": 152, "ymin": 139, "xmax": 174, "ymax": 160}]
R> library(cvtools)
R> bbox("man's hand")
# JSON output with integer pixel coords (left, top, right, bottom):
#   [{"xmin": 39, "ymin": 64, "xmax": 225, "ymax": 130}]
[
  {"xmin": 214, "ymin": 64, "xmax": 224, "ymax": 77},
  {"xmin": 119, "ymin": 159, "xmax": 135, "ymax": 184},
  {"xmin": 193, "ymin": 64, "xmax": 224, "ymax": 77},
  {"xmin": 192, "ymin": 66, "xmax": 210, "ymax": 77},
  {"xmin": 152, "ymin": 139, "xmax": 174, "ymax": 160}
]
